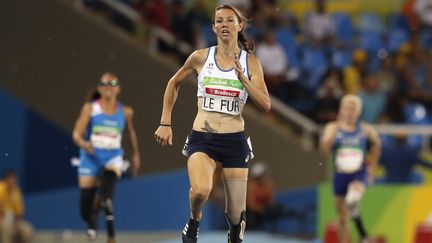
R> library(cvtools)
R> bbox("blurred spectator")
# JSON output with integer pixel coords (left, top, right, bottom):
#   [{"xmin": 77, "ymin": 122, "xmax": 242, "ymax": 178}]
[
  {"xmin": 358, "ymin": 73, "xmax": 387, "ymax": 123},
  {"xmin": 414, "ymin": 0, "xmax": 432, "ymax": 30},
  {"xmin": 168, "ymin": 0, "xmax": 202, "ymax": 62},
  {"xmin": 138, "ymin": 0, "xmax": 170, "ymax": 30},
  {"xmin": 303, "ymin": 0, "xmax": 335, "ymax": 47},
  {"xmin": 395, "ymin": 42, "xmax": 412, "ymax": 68},
  {"xmin": 255, "ymin": 30, "xmax": 287, "ymax": 88},
  {"xmin": 189, "ymin": 0, "xmax": 211, "ymax": 49},
  {"xmin": 403, "ymin": 0, "xmax": 421, "ymax": 30},
  {"xmin": 189, "ymin": 0, "xmax": 210, "ymax": 26},
  {"xmin": 0, "ymin": 170, "xmax": 33, "ymax": 243},
  {"xmin": 170, "ymin": 0, "xmax": 196, "ymax": 48},
  {"xmin": 247, "ymin": 162, "xmax": 298, "ymax": 230},
  {"xmin": 344, "ymin": 49, "xmax": 368, "ymax": 94},
  {"xmin": 247, "ymin": 162, "xmax": 274, "ymax": 229},
  {"xmin": 380, "ymin": 133, "xmax": 432, "ymax": 183},
  {"xmin": 375, "ymin": 55, "xmax": 397, "ymax": 94},
  {"xmin": 280, "ymin": 11, "xmax": 300, "ymax": 34},
  {"xmin": 382, "ymin": 93, "xmax": 408, "ymax": 123},
  {"xmin": 314, "ymin": 69, "xmax": 344, "ymax": 124},
  {"xmin": 394, "ymin": 42, "xmax": 413, "ymax": 93},
  {"xmin": 252, "ymin": 0, "xmax": 282, "ymax": 29},
  {"xmin": 256, "ymin": 30, "xmax": 295, "ymax": 102},
  {"xmin": 400, "ymin": 39, "xmax": 432, "ymax": 104}
]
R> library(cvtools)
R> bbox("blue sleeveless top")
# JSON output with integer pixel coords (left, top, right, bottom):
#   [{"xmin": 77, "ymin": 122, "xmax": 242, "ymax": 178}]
[
  {"xmin": 332, "ymin": 124, "xmax": 367, "ymax": 173},
  {"xmin": 82, "ymin": 100, "xmax": 126, "ymax": 156}
]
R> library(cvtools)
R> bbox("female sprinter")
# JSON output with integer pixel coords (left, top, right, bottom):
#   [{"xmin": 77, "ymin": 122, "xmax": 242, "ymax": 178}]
[
  {"xmin": 154, "ymin": 5, "xmax": 271, "ymax": 243},
  {"xmin": 73, "ymin": 72, "xmax": 141, "ymax": 243},
  {"xmin": 320, "ymin": 94, "xmax": 381, "ymax": 243}
]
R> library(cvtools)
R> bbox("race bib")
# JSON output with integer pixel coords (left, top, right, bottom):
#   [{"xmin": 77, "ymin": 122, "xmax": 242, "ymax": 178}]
[
  {"xmin": 90, "ymin": 125, "xmax": 122, "ymax": 149},
  {"xmin": 202, "ymin": 77, "xmax": 244, "ymax": 115},
  {"xmin": 335, "ymin": 147, "xmax": 364, "ymax": 173}
]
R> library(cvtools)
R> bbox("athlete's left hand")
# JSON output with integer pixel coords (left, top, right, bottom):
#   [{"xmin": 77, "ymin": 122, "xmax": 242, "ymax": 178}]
[
  {"xmin": 234, "ymin": 54, "xmax": 247, "ymax": 83},
  {"xmin": 155, "ymin": 125, "xmax": 173, "ymax": 146},
  {"xmin": 131, "ymin": 153, "xmax": 141, "ymax": 177}
]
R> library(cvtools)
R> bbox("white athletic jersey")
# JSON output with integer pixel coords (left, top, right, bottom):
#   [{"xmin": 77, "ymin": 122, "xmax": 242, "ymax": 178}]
[{"xmin": 197, "ymin": 46, "xmax": 250, "ymax": 116}]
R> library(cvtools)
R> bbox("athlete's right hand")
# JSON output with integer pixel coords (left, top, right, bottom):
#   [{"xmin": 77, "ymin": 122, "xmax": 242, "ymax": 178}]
[
  {"xmin": 82, "ymin": 141, "xmax": 94, "ymax": 154},
  {"xmin": 154, "ymin": 126, "xmax": 173, "ymax": 146}
]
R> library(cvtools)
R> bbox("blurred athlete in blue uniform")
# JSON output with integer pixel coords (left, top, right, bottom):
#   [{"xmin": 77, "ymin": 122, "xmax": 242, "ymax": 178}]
[
  {"xmin": 321, "ymin": 94, "xmax": 381, "ymax": 243},
  {"xmin": 73, "ymin": 72, "xmax": 140, "ymax": 243}
]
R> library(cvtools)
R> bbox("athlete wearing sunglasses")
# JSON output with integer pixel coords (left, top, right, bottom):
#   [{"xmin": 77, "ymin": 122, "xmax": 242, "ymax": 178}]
[{"xmin": 73, "ymin": 72, "xmax": 140, "ymax": 243}]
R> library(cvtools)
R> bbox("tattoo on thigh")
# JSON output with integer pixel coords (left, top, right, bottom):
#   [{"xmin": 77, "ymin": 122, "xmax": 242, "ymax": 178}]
[{"xmin": 202, "ymin": 120, "xmax": 217, "ymax": 133}]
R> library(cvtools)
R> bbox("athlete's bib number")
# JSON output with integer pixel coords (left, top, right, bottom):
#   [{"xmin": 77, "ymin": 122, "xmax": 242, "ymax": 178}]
[
  {"xmin": 90, "ymin": 126, "xmax": 122, "ymax": 149},
  {"xmin": 202, "ymin": 96, "xmax": 240, "ymax": 115},
  {"xmin": 335, "ymin": 147, "xmax": 364, "ymax": 173},
  {"xmin": 201, "ymin": 77, "xmax": 244, "ymax": 116}
]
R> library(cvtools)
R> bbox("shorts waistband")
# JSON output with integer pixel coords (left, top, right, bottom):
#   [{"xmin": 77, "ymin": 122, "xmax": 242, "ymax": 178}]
[{"xmin": 190, "ymin": 130, "xmax": 246, "ymax": 140}]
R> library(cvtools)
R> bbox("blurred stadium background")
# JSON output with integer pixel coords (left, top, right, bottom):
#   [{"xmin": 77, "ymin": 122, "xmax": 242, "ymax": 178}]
[{"xmin": 2, "ymin": 0, "xmax": 432, "ymax": 242}]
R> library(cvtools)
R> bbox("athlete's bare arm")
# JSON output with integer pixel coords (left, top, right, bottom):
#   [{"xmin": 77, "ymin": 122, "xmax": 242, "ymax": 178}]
[
  {"xmin": 73, "ymin": 103, "xmax": 94, "ymax": 154},
  {"xmin": 155, "ymin": 49, "xmax": 208, "ymax": 146},
  {"xmin": 124, "ymin": 106, "xmax": 141, "ymax": 176},
  {"xmin": 361, "ymin": 123, "xmax": 381, "ymax": 172},
  {"xmin": 320, "ymin": 122, "xmax": 339, "ymax": 154},
  {"xmin": 234, "ymin": 54, "xmax": 271, "ymax": 112}
]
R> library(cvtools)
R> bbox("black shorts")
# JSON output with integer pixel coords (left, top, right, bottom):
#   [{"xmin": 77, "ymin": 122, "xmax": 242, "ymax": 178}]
[{"xmin": 182, "ymin": 130, "xmax": 254, "ymax": 168}]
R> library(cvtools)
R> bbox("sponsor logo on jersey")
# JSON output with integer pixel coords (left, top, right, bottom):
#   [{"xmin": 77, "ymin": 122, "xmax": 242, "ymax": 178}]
[{"xmin": 205, "ymin": 87, "xmax": 240, "ymax": 97}]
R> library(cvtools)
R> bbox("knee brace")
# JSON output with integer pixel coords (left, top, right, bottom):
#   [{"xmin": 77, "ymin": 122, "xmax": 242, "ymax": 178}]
[
  {"xmin": 80, "ymin": 188, "xmax": 97, "ymax": 224},
  {"xmin": 345, "ymin": 189, "xmax": 362, "ymax": 217},
  {"xmin": 226, "ymin": 211, "xmax": 246, "ymax": 243},
  {"xmin": 100, "ymin": 170, "xmax": 117, "ymax": 201}
]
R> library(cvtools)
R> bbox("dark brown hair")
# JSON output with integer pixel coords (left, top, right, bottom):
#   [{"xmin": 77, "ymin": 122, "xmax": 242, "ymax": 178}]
[
  {"xmin": 86, "ymin": 90, "xmax": 101, "ymax": 102},
  {"xmin": 213, "ymin": 5, "xmax": 254, "ymax": 53}
]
